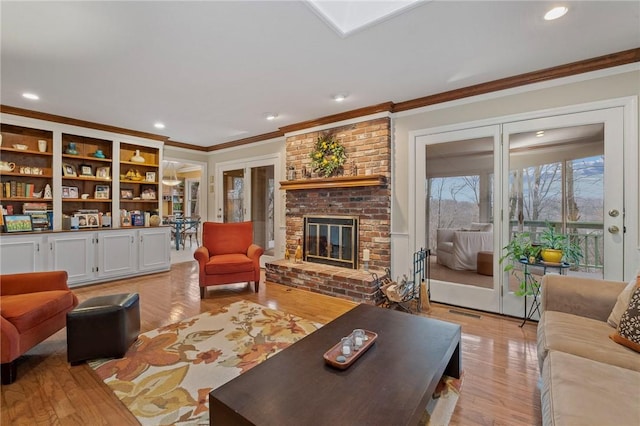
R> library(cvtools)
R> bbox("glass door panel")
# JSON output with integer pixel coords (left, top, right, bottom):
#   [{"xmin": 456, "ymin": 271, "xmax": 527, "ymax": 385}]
[
  {"xmin": 250, "ymin": 165, "xmax": 275, "ymax": 257},
  {"xmin": 502, "ymin": 109, "xmax": 625, "ymax": 318},
  {"xmin": 223, "ymin": 169, "xmax": 245, "ymax": 223},
  {"xmin": 415, "ymin": 125, "xmax": 501, "ymax": 313}
]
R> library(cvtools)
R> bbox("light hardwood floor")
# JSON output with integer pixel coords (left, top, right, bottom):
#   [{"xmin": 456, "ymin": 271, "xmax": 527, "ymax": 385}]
[{"xmin": 1, "ymin": 261, "xmax": 541, "ymax": 425}]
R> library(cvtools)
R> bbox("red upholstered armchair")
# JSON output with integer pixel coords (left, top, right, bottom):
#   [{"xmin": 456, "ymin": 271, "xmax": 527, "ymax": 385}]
[
  {"xmin": 194, "ymin": 221, "xmax": 264, "ymax": 298},
  {"xmin": 1, "ymin": 270, "xmax": 79, "ymax": 384}
]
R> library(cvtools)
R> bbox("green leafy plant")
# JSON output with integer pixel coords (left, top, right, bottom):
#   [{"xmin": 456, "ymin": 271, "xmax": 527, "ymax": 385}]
[
  {"xmin": 500, "ymin": 223, "xmax": 584, "ymax": 296},
  {"xmin": 500, "ymin": 232, "xmax": 540, "ymax": 296}
]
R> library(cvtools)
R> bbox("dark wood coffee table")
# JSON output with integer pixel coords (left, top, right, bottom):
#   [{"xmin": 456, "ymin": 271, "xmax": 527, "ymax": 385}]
[{"xmin": 209, "ymin": 303, "xmax": 461, "ymax": 425}]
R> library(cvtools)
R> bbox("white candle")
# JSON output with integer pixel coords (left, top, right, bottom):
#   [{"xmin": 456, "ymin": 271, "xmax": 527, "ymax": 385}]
[
  {"xmin": 342, "ymin": 345, "xmax": 351, "ymax": 356},
  {"xmin": 355, "ymin": 336, "xmax": 363, "ymax": 347},
  {"xmin": 363, "ymin": 249, "xmax": 370, "ymax": 261}
]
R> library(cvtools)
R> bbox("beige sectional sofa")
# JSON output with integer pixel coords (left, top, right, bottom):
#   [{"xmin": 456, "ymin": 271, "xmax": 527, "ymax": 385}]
[{"xmin": 537, "ymin": 274, "xmax": 640, "ymax": 426}]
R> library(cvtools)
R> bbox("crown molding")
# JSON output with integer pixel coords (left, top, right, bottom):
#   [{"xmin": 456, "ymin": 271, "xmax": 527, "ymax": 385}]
[
  {"xmin": 165, "ymin": 139, "xmax": 209, "ymax": 151},
  {"xmin": 393, "ymin": 47, "xmax": 640, "ymax": 112},
  {"xmin": 0, "ymin": 105, "xmax": 169, "ymax": 142},
  {"xmin": 209, "ymin": 130, "xmax": 285, "ymax": 152},
  {"xmin": 279, "ymin": 102, "xmax": 395, "ymax": 134}
]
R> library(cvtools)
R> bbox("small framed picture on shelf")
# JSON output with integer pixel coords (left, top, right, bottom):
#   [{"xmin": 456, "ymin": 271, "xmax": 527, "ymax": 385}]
[
  {"xmin": 62, "ymin": 163, "xmax": 77, "ymax": 177},
  {"xmin": 96, "ymin": 166, "xmax": 110, "ymax": 179},
  {"xmin": 121, "ymin": 189, "xmax": 134, "ymax": 200},
  {"xmin": 79, "ymin": 164, "xmax": 93, "ymax": 176},
  {"xmin": 95, "ymin": 184, "xmax": 110, "ymax": 199},
  {"xmin": 4, "ymin": 215, "xmax": 33, "ymax": 233},
  {"xmin": 145, "ymin": 171, "xmax": 156, "ymax": 182},
  {"xmin": 75, "ymin": 214, "xmax": 88, "ymax": 228},
  {"xmin": 61, "ymin": 186, "xmax": 80, "ymax": 199},
  {"xmin": 86, "ymin": 213, "xmax": 100, "ymax": 228},
  {"xmin": 141, "ymin": 186, "xmax": 156, "ymax": 200}
]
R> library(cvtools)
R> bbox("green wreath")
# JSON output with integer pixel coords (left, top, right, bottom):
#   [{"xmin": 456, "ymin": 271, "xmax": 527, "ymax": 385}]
[{"xmin": 309, "ymin": 135, "xmax": 346, "ymax": 177}]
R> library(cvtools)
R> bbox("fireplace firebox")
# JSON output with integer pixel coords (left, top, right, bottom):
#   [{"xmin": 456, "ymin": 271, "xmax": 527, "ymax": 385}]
[{"xmin": 303, "ymin": 215, "xmax": 358, "ymax": 269}]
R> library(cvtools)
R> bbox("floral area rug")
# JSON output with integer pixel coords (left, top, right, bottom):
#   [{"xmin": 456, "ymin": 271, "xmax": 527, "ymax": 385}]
[
  {"xmin": 89, "ymin": 300, "xmax": 462, "ymax": 426},
  {"xmin": 89, "ymin": 300, "xmax": 320, "ymax": 425}
]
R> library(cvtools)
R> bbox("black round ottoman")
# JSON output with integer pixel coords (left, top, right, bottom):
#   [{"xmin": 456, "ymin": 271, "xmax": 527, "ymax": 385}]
[{"xmin": 66, "ymin": 293, "xmax": 140, "ymax": 364}]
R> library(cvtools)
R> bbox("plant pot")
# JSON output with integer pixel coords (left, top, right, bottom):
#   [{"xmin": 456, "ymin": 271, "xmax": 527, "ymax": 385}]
[{"xmin": 541, "ymin": 248, "xmax": 563, "ymax": 263}]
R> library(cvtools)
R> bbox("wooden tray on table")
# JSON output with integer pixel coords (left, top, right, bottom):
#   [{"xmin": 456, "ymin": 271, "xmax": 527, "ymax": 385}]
[{"xmin": 323, "ymin": 330, "xmax": 378, "ymax": 370}]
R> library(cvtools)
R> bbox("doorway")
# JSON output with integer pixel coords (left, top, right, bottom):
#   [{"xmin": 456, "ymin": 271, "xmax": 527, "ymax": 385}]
[
  {"xmin": 413, "ymin": 104, "xmax": 630, "ymax": 315},
  {"xmin": 215, "ymin": 155, "xmax": 280, "ymax": 265}
]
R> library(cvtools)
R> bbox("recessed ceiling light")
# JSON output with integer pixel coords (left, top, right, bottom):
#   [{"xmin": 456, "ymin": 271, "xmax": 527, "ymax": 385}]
[
  {"xmin": 22, "ymin": 92, "xmax": 39, "ymax": 100},
  {"xmin": 264, "ymin": 113, "xmax": 278, "ymax": 121},
  {"xmin": 332, "ymin": 93, "xmax": 348, "ymax": 102},
  {"xmin": 544, "ymin": 6, "xmax": 568, "ymax": 21},
  {"xmin": 536, "ymin": 131, "xmax": 545, "ymax": 137},
  {"xmin": 154, "ymin": 122, "xmax": 166, "ymax": 129}
]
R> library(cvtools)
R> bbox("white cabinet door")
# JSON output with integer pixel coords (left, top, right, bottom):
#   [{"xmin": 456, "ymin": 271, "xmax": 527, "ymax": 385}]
[
  {"xmin": 97, "ymin": 230, "xmax": 137, "ymax": 278},
  {"xmin": 0, "ymin": 234, "xmax": 46, "ymax": 274},
  {"xmin": 138, "ymin": 227, "xmax": 171, "ymax": 272},
  {"xmin": 48, "ymin": 232, "xmax": 96, "ymax": 285}
]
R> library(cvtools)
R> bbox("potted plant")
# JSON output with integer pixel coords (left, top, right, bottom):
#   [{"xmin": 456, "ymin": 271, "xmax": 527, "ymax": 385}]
[
  {"xmin": 499, "ymin": 232, "xmax": 541, "ymax": 296},
  {"xmin": 539, "ymin": 222, "xmax": 583, "ymax": 264}
]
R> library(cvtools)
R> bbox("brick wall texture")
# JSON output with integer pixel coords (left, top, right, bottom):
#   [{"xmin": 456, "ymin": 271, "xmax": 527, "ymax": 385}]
[{"xmin": 284, "ymin": 117, "xmax": 391, "ymax": 273}]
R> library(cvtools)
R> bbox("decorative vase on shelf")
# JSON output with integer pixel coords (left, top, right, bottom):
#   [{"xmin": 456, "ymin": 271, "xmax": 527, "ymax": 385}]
[
  {"xmin": 65, "ymin": 142, "xmax": 78, "ymax": 155},
  {"xmin": 130, "ymin": 149, "xmax": 145, "ymax": 163}
]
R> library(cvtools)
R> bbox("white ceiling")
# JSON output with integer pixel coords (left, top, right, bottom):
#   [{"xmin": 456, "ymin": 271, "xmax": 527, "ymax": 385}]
[{"xmin": 1, "ymin": 1, "xmax": 639, "ymax": 148}]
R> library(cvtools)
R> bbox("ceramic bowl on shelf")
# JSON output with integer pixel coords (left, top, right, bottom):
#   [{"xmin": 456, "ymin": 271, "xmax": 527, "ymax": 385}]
[{"xmin": 12, "ymin": 144, "xmax": 28, "ymax": 150}]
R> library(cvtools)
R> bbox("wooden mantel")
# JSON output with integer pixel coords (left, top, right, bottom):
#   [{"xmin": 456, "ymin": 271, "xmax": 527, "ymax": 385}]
[{"xmin": 279, "ymin": 174, "xmax": 386, "ymax": 191}]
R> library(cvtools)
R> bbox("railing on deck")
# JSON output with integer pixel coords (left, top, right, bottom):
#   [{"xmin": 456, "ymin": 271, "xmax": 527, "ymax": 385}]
[{"xmin": 508, "ymin": 220, "xmax": 604, "ymax": 273}]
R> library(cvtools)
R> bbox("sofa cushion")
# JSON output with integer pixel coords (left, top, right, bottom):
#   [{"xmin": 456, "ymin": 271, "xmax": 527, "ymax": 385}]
[
  {"xmin": 538, "ymin": 310, "xmax": 640, "ymax": 372},
  {"xmin": 205, "ymin": 253, "xmax": 254, "ymax": 275},
  {"xmin": 610, "ymin": 285, "xmax": 640, "ymax": 353},
  {"xmin": 607, "ymin": 275, "xmax": 638, "ymax": 328},
  {"xmin": 1, "ymin": 291, "xmax": 77, "ymax": 333},
  {"xmin": 541, "ymin": 350, "xmax": 640, "ymax": 426}
]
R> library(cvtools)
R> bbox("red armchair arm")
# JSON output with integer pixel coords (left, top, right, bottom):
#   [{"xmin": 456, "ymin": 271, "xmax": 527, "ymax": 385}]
[
  {"xmin": 247, "ymin": 244, "xmax": 264, "ymax": 260},
  {"xmin": 1, "ymin": 271, "xmax": 70, "ymax": 296}
]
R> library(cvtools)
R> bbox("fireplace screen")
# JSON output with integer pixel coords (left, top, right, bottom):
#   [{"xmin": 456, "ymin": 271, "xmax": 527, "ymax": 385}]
[{"xmin": 304, "ymin": 215, "xmax": 358, "ymax": 269}]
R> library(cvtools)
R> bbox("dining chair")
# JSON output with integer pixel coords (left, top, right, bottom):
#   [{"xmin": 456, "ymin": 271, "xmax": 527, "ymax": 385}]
[{"xmin": 182, "ymin": 216, "xmax": 201, "ymax": 249}]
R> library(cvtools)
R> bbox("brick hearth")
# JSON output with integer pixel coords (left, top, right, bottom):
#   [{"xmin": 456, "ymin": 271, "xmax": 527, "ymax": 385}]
[{"xmin": 265, "ymin": 260, "xmax": 384, "ymax": 304}]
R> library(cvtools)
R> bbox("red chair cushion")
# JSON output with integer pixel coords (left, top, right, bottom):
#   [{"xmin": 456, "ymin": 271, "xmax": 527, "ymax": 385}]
[
  {"xmin": 1, "ymin": 291, "xmax": 77, "ymax": 333},
  {"xmin": 205, "ymin": 253, "xmax": 255, "ymax": 275}
]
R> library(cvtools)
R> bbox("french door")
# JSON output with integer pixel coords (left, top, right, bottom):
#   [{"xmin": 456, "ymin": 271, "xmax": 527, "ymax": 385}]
[
  {"xmin": 414, "ymin": 106, "xmax": 626, "ymax": 315},
  {"xmin": 215, "ymin": 156, "xmax": 278, "ymax": 265},
  {"xmin": 415, "ymin": 125, "xmax": 501, "ymax": 313},
  {"xmin": 500, "ymin": 108, "xmax": 624, "ymax": 317}
]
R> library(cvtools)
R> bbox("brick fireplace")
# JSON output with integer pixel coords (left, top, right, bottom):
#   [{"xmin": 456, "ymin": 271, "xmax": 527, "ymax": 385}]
[{"xmin": 265, "ymin": 117, "xmax": 391, "ymax": 304}]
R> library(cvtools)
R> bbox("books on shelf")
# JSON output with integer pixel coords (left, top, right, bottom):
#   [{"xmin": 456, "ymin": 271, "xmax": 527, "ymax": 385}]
[{"xmin": 2, "ymin": 181, "xmax": 45, "ymax": 198}]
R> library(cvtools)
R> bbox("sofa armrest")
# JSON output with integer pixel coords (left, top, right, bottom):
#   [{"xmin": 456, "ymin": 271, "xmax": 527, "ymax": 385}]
[
  {"xmin": 541, "ymin": 274, "xmax": 626, "ymax": 321},
  {"xmin": 1, "ymin": 271, "xmax": 69, "ymax": 296}
]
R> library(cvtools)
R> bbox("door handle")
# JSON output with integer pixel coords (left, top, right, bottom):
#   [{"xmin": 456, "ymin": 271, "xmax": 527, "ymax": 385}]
[
  {"xmin": 608, "ymin": 225, "xmax": 620, "ymax": 234},
  {"xmin": 608, "ymin": 209, "xmax": 620, "ymax": 217}
]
